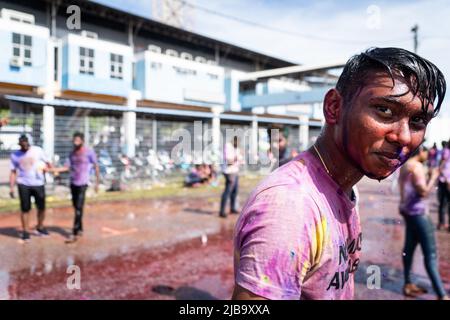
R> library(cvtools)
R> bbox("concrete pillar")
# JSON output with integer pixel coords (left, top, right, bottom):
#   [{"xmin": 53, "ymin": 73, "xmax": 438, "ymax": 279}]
[
  {"xmin": 124, "ymin": 90, "xmax": 140, "ymax": 157},
  {"xmin": 40, "ymin": 35, "xmax": 56, "ymax": 159},
  {"xmin": 123, "ymin": 112, "xmax": 136, "ymax": 157},
  {"xmin": 84, "ymin": 116, "xmax": 90, "ymax": 146},
  {"xmin": 42, "ymin": 104, "xmax": 54, "ymax": 158},
  {"xmin": 299, "ymin": 115, "xmax": 309, "ymax": 151},
  {"xmin": 211, "ymin": 106, "xmax": 223, "ymax": 165},
  {"xmin": 152, "ymin": 118, "xmax": 157, "ymax": 153}
]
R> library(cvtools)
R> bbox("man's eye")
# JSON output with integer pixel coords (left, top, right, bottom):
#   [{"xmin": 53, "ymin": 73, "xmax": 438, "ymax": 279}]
[
  {"xmin": 411, "ymin": 116, "xmax": 427, "ymax": 126},
  {"xmin": 376, "ymin": 106, "xmax": 393, "ymax": 117}
]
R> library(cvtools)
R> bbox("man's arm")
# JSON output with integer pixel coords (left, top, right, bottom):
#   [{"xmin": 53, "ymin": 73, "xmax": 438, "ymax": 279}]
[
  {"xmin": 232, "ymin": 284, "xmax": 268, "ymax": 300},
  {"xmin": 49, "ymin": 155, "xmax": 70, "ymax": 174},
  {"xmin": 412, "ymin": 164, "xmax": 439, "ymax": 197},
  {"xmin": 50, "ymin": 166, "xmax": 70, "ymax": 174},
  {"xmin": 9, "ymin": 170, "xmax": 16, "ymax": 198},
  {"xmin": 94, "ymin": 163, "xmax": 100, "ymax": 192}
]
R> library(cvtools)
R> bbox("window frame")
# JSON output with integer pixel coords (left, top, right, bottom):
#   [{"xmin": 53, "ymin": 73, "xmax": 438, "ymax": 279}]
[
  {"xmin": 12, "ymin": 32, "xmax": 32, "ymax": 66},
  {"xmin": 79, "ymin": 47, "xmax": 94, "ymax": 75},
  {"xmin": 110, "ymin": 53, "xmax": 124, "ymax": 79}
]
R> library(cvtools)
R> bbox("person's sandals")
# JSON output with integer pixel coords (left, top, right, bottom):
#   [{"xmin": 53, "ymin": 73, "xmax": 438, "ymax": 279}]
[{"xmin": 403, "ymin": 283, "xmax": 428, "ymax": 297}]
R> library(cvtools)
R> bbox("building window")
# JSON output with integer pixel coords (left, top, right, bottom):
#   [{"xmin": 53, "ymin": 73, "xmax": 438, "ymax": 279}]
[
  {"xmin": 150, "ymin": 62, "xmax": 162, "ymax": 70},
  {"xmin": 207, "ymin": 73, "xmax": 219, "ymax": 80},
  {"xmin": 110, "ymin": 53, "xmax": 123, "ymax": 79},
  {"xmin": 173, "ymin": 66, "xmax": 196, "ymax": 76},
  {"xmin": 79, "ymin": 47, "xmax": 94, "ymax": 75},
  {"xmin": 12, "ymin": 33, "xmax": 32, "ymax": 66}
]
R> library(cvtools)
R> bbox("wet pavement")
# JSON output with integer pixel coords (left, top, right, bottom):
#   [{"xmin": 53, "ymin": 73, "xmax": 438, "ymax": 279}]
[{"xmin": 0, "ymin": 177, "xmax": 449, "ymax": 300}]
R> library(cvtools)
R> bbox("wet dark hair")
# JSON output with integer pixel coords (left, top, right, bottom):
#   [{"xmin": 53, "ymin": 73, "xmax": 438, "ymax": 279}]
[
  {"xmin": 336, "ymin": 47, "xmax": 446, "ymax": 117},
  {"xmin": 18, "ymin": 134, "xmax": 28, "ymax": 142},
  {"xmin": 73, "ymin": 132, "xmax": 84, "ymax": 141}
]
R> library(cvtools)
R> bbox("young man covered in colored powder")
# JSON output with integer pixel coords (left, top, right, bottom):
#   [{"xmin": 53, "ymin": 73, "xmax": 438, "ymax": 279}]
[
  {"xmin": 51, "ymin": 132, "xmax": 100, "ymax": 242},
  {"xmin": 232, "ymin": 47, "xmax": 446, "ymax": 300},
  {"xmin": 10, "ymin": 134, "xmax": 53, "ymax": 242}
]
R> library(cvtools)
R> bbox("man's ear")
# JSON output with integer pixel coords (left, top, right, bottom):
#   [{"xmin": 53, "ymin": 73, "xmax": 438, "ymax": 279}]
[{"xmin": 323, "ymin": 89, "xmax": 343, "ymax": 125}]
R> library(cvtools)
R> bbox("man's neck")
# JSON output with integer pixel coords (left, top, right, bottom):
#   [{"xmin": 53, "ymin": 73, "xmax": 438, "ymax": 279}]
[{"xmin": 311, "ymin": 136, "xmax": 364, "ymax": 197}]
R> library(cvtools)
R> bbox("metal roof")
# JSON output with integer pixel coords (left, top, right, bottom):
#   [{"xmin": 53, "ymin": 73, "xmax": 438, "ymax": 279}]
[
  {"xmin": 240, "ymin": 61, "xmax": 346, "ymax": 81},
  {"xmin": 4, "ymin": 95, "xmax": 323, "ymax": 126}
]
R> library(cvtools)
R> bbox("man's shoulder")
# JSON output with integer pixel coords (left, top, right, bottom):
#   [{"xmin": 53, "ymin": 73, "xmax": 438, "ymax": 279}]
[
  {"xmin": 246, "ymin": 156, "xmax": 319, "ymax": 211},
  {"xmin": 259, "ymin": 155, "xmax": 312, "ymax": 189},
  {"xmin": 87, "ymin": 148, "xmax": 97, "ymax": 156},
  {"xmin": 11, "ymin": 149, "xmax": 25, "ymax": 158},
  {"xmin": 408, "ymin": 161, "xmax": 423, "ymax": 173}
]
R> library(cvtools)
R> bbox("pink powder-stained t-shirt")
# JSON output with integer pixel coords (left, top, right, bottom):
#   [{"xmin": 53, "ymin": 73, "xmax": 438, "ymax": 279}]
[{"xmin": 233, "ymin": 151, "xmax": 362, "ymax": 300}]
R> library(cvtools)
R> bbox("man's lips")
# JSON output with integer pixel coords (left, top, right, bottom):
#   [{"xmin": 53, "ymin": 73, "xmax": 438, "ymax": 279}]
[{"xmin": 375, "ymin": 151, "xmax": 402, "ymax": 168}]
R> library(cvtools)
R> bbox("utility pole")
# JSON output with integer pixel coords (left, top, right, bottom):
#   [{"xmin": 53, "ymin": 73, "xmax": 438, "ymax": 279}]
[{"xmin": 411, "ymin": 24, "xmax": 418, "ymax": 53}]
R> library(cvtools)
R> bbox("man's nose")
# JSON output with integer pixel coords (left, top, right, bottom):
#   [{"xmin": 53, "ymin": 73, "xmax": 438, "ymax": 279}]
[{"xmin": 386, "ymin": 120, "xmax": 412, "ymax": 147}]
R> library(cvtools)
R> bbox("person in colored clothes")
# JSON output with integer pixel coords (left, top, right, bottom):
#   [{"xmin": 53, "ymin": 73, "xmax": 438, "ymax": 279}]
[
  {"xmin": 232, "ymin": 47, "xmax": 446, "ymax": 300},
  {"xmin": 428, "ymin": 143, "xmax": 438, "ymax": 168},
  {"xmin": 437, "ymin": 140, "xmax": 450, "ymax": 230},
  {"xmin": 51, "ymin": 132, "xmax": 100, "ymax": 242},
  {"xmin": 219, "ymin": 136, "xmax": 243, "ymax": 218},
  {"xmin": 10, "ymin": 134, "xmax": 53, "ymax": 242},
  {"xmin": 398, "ymin": 146, "xmax": 449, "ymax": 299}
]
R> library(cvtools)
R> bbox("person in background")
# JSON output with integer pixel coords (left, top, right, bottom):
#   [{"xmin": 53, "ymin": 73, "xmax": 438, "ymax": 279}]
[
  {"xmin": 0, "ymin": 117, "xmax": 8, "ymax": 128},
  {"xmin": 267, "ymin": 125, "xmax": 293, "ymax": 171},
  {"xmin": 428, "ymin": 143, "xmax": 438, "ymax": 170},
  {"xmin": 185, "ymin": 164, "xmax": 207, "ymax": 187},
  {"xmin": 50, "ymin": 132, "xmax": 100, "ymax": 243},
  {"xmin": 219, "ymin": 136, "xmax": 242, "ymax": 218},
  {"xmin": 437, "ymin": 138, "xmax": 450, "ymax": 231},
  {"xmin": 10, "ymin": 134, "xmax": 52, "ymax": 242},
  {"xmin": 398, "ymin": 146, "xmax": 449, "ymax": 299}
]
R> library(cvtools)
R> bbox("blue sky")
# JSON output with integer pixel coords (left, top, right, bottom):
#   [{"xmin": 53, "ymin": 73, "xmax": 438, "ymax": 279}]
[{"xmin": 93, "ymin": 0, "xmax": 450, "ymax": 117}]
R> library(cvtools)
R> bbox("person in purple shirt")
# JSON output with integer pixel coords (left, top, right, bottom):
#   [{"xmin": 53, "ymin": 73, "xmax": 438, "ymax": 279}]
[
  {"xmin": 398, "ymin": 146, "xmax": 448, "ymax": 299},
  {"xmin": 51, "ymin": 132, "xmax": 100, "ymax": 242},
  {"xmin": 437, "ymin": 140, "xmax": 450, "ymax": 230}
]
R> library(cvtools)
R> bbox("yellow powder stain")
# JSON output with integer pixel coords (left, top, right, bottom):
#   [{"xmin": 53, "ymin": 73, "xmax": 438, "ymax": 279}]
[
  {"xmin": 300, "ymin": 260, "xmax": 310, "ymax": 282},
  {"xmin": 262, "ymin": 275, "xmax": 270, "ymax": 284},
  {"xmin": 310, "ymin": 216, "xmax": 328, "ymax": 266}
]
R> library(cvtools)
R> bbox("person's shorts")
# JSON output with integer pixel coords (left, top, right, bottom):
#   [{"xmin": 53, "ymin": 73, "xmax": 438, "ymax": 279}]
[{"xmin": 18, "ymin": 184, "xmax": 46, "ymax": 213}]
